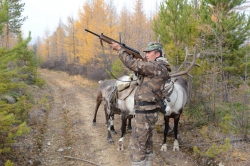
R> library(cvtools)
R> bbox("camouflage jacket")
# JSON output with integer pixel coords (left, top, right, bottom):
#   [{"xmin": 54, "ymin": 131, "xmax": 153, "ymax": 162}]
[{"xmin": 118, "ymin": 48, "xmax": 171, "ymax": 111}]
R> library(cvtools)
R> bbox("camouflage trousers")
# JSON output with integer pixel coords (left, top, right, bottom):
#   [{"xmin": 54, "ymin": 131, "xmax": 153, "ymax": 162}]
[{"xmin": 130, "ymin": 110, "xmax": 158, "ymax": 162}]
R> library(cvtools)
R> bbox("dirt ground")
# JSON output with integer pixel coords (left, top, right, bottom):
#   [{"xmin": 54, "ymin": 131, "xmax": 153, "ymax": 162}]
[{"xmin": 17, "ymin": 69, "xmax": 250, "ymax": 166}]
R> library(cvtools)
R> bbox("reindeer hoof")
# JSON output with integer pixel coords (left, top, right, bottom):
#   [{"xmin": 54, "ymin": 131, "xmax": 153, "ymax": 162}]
[
  {"xmin": 173, "ymin": 140, "xmax": 179, "ymax": 151},
  {"xmin": 117, "ymin": 138, "xmax": 124, "ymax": 151},
  {"xmin": 127, "ymin": 127, "xmax": 132, "ymax": 133},
  {"xmin": 92, "ymin": 122, "xmax": 97, "ymax": 126},
  {"xmin": 111, "ymin": 130, "xmax": 117, "ymax": 135},
  {"xmin": 160, "ymin": 143, "xmax": 167, "ymax": 151},
  {"xmin": 173, "ymin": 147, "xmax": 180, "ymax": 151},
  {"xmin": 107, "ymin": 138, "xmax": 114, "ymax": 144},
  {"xmin": 108, "ymin": 140, "xmax": 114, "ymax": 144},
  {"xmin": 173, "ymin": 146, "xmax": 179, "ymax": 151},
  {"xmin": 117, "ymin": 141, "xmax": 124, "ymax": 151}
]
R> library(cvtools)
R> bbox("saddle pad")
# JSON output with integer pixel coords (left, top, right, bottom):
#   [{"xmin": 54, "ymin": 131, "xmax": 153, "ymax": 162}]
[
  {"xmin": 118, "ymin": 82, "xmax": 137, "ymax": 100},
  {"xmin": 116, "ymin": 75, "xmax": 131, "ymax": 91}
]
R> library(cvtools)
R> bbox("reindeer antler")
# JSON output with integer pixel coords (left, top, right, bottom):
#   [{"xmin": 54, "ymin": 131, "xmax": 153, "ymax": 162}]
[
  {"xmin": 170, "ymin": 45, "xmax": 200, "ymax": 77},
  {"xmin": 157, "ymin": 35, "xmax": 161, "ymax": 42}
]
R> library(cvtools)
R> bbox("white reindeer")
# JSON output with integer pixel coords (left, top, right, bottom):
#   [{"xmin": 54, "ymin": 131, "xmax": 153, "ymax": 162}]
[{"xmin": 93, "ymin": 46, "xmax": 200, "ymax": 151}]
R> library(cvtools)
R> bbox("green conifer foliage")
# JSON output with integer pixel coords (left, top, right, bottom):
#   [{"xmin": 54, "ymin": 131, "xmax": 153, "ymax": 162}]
[
  {"xmin": 153, "ymin": 0, "xmax": 199, "ymax": 67},
  {"xmin": 0, "ymin": 0, "xmax": 8, "ymax": 35},
  {"xmin": 0, "ymin": 16, "xmax": 36, "ymax": 158},
  {"xmin": 199, "ymin": 0, "xmax": 250, "ymax": 82},
  {"xmin": 0, "ymin": 40, "xmax": 33, "ymax": 154}
]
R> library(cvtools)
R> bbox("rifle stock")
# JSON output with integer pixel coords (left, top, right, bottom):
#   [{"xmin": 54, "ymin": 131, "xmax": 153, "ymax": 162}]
[{"xmin": 85, "ymin": 29, "xmax": 144, "ymax": 60}]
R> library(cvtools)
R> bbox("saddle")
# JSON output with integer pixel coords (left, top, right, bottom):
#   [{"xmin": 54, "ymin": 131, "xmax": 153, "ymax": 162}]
[
  {"xmin": 117, "ymin": 81, "xmax": 137, "ymax": 100},
  {"xmin": 116, "ymin": 74, "xmax": 138, "ymax": 100},
  {"xmin": 108, "ymin": 74, "xmax": 138, "ymax": 103}
]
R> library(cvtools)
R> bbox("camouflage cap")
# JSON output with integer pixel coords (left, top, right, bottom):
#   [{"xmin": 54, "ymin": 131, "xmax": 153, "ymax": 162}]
[{"xmin": 143, "ymin": 42, "xmax": 163, "ymax": 52}]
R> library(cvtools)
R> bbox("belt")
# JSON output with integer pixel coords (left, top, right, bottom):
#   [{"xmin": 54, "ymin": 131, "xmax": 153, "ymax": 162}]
[
  {"xmin": 135, "ymin": 108, "xmax": 159, "ymax": 114},
  {"xmin": 135, "ymin": 101, "xmax": 156, "ymax": 106}
]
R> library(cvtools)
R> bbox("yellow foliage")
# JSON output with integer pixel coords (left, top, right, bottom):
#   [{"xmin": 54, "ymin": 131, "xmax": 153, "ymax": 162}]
[
  {"xmin": 75, "ymin": 0, "xmax": 119, "ymax": 64},
  {"xmin": 35, "ymin": 0, "xmax": 155, "ymax": 66}
]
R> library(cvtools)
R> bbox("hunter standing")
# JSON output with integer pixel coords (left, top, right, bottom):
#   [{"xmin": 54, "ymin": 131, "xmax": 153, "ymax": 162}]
[{"xmin": 110, "ymin": 42, "xmax": 171, "ymax": 166}]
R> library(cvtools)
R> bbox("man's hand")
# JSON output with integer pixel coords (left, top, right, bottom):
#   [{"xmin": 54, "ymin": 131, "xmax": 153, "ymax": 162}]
[{"xmin": 110, "ymin": 42, "xmax": 121, "ymax": 51}]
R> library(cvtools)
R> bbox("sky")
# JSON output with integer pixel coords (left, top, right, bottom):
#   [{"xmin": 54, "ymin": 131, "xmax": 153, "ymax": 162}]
[{"xmin": 21, "ymin": 0, "xmax": 163, "ymax": 43}]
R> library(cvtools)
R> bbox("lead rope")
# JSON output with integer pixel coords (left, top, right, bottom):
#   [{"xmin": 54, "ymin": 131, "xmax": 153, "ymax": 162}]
[{"xmin": 100, "ymin": 41, "xmax": 114, "ymax": 115}]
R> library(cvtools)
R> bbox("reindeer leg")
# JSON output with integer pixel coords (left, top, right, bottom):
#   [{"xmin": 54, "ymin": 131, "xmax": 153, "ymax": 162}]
[
  {"xmin": 161, "ymin": 116, "xmax": 169, "ymax": 151},
  {"xmin": 93, "ymin": 96, "xmax": 102, "ymax": 126},
  {"xmin": 118, "ymin": 114, "xmax": 126, "ymax": 150},
  {"xmin": 103, "ymin": 104, "xmax": 109, "ymax": 126},
  {"xmin": 110, "ymin": 114, "xmax": 117, "ymax": 134},
  {"xmin": 107, "ymin": 116, "xmax": 114, "ymax": 144},
  {"xmin": 127, "ymin": 117, "xmax": 132, "ymax": 133},
  {"xmin": 173, "ymin": 114, "xmax": 180, "ymax": 151}
]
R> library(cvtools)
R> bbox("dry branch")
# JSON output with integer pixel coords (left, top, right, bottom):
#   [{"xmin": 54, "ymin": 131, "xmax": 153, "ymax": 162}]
[{"xmin": 64, "ymin": 156, "xmax": 102, "ymax": 166}]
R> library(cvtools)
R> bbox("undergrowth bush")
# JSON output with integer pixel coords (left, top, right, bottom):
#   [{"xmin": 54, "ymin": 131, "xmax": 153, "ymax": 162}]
[
  {"xmin": 193, "ymin": 138, "xmax": 231, "ymax": 158},
  {"xmin": 185, "ymin": 101, "xmax": 250, "ymax": 136}
]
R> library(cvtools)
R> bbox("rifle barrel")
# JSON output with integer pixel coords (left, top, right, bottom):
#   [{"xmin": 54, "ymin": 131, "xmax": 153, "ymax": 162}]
[{"xmin": 85, "ymin": 29, "xmax": 100, "ymax": 37}]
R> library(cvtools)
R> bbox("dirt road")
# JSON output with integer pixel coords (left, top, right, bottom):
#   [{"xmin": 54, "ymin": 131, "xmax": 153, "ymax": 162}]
[{"xmin": 37, "ymin": 69, "xmax": 198, "ymax": 166}]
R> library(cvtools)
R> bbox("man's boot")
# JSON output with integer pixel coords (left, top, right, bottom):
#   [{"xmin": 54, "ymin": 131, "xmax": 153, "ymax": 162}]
[
  {"xmin": 132, "ymin": 159, "xmax": 146, "ymax": 166},
  {"xmin": 145, "ymin": 153, "xmax": 154, "ymax": 166}
]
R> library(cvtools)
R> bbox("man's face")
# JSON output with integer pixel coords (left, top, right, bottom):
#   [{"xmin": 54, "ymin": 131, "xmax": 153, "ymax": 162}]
[{"xmin": 145, "ymin": 50, "xmax": 160, "ymax": 61}]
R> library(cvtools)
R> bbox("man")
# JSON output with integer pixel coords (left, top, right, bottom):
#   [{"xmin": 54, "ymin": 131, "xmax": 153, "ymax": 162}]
[{"xmin": 110, "ymin": 41, "xmax": 171, "ymax": 166}]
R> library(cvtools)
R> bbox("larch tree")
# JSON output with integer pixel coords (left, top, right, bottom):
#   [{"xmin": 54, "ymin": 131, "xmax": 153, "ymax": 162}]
[
  {"xmin": 76, "ymin": 0, "xmax": 116, "ymax": 64},
  {"xmin": 130, "ymin": 0, "xmax": 148, "ymax": 52},
  {"xmin": 55, "ymin": 20, "xmax": 66, "ymax": 62},
  {"xmin": 35, "ymin": 36, "xmax": 44, "ymax": 60},
  {"xmin": 103, "ymin": 0, "xmax": 119, "ymax": 64},
  {"xmin": 43, "ymin": 28, "xmax": 51, "ymax": 61},
  {"xmin": 119, "ymin": 6, "xmax": 132, "ymax": 43},
  {"xmin": 49, "ymin": 31, "xmax": 58, "ymax": 61},
  {"xmin": 64, "ymin": 16, "xmax": 77, "ymax": 63},
  {"xmin": 75, "ymin": 1, "xmax": 94, "ymax": 64}
]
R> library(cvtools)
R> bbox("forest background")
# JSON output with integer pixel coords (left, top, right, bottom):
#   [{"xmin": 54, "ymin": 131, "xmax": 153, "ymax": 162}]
[
  {"xmin": 1, "ymin": 0, "xmax": 250, "ymax": 165},
  {"xmin": 35, "ymin": 0, "xmax": 250, "ymax": 139}
]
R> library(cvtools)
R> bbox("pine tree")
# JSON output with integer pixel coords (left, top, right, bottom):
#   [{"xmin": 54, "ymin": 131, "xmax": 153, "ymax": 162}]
[
  {"xmin": 5, "ymin": 0, "xmax": 27, "ymax": 49},
  {"xmin": 0, "ymin": 0, "xmax": 39, "ymax": 158},
  {"xmin": 0, "ymin": 0, "xmax": 8, "ymax": 35},
  {"xmin": 153, "ymin": 0, "xmax": 198, "ymax": 67},
  {"xmin": 0, "ymin": 34, "xmax": 34, "ymax": 155},
  {"xmin": 199, "ymin": 0, "xmax": 250, "ymax": 101}
]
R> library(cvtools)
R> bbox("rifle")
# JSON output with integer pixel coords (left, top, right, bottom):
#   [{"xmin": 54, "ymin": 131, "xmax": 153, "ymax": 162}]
[{"xmin": 85, "ymin": 29, "xmax": 144, "ymax": 60}]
